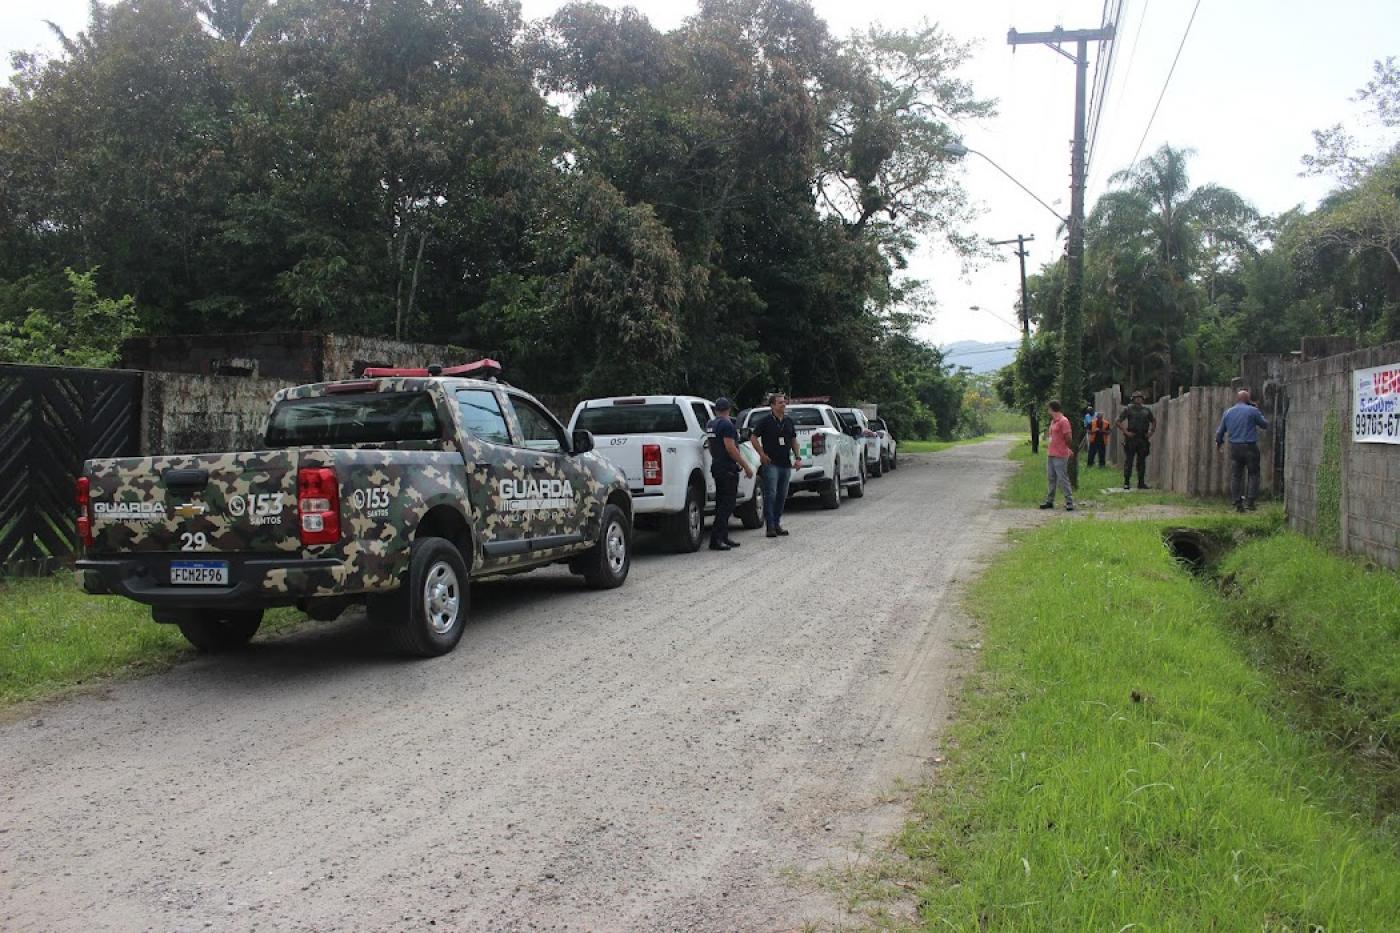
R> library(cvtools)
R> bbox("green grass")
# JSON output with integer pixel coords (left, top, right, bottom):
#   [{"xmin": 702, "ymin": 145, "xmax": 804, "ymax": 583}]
[
  {"xmin": 888, "ymin": 518, "xmax": 1399, "ymax": 930},
  {"xmin": 1221, "ymin": 534, "xmax": 1400, "ymax": 761},
  {"xmin": 0, "ymin": 575, "xmax": 302, "ymax": 707},
  {"xmin": 999, "ymin": 440, "xmax": 1214, "ymax": 512},
  {"xmin": 984, "ymin": 409, "xmax": 1031, "ymax": 435},
  {"xmin": 901, "ymin": 435, "xmax": 1011, "ymax": 454}
]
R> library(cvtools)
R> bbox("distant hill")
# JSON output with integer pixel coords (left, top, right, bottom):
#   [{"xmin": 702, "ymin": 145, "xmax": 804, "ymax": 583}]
[{"xmin": 940, "ymin": 339, "xmax": 1019, "ymax": 374}]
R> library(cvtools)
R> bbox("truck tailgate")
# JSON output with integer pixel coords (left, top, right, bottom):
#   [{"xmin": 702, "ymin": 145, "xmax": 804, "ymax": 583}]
[{"xmin": 85, "ymin": 450, "xmax": 303, "ymax": 554}]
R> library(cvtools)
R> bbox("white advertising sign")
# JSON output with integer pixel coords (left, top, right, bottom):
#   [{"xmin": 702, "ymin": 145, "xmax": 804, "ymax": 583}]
[{"xmin": 1353, "ymin": 362, "xmax": 1400, "ymax": 444}]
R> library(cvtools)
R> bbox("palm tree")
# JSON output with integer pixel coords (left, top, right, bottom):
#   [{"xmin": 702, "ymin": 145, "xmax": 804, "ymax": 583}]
[
  {"xmin": 1087, "ymin": 145, "xmax": 1256, "ymax": 394},
  {"xmin": 196, "ymin": 0, "xmax": 267, "ymax": 45}
]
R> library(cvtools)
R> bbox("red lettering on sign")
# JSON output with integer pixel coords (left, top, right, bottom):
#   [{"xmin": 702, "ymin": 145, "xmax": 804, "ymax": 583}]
[{"xmin": 1374, "ymin": 368, "xmax": 1400, "ymax": 395}]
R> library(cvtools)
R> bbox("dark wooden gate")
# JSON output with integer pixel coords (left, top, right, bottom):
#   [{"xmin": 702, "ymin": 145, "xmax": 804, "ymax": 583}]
[{"xmin": 0, "ymin": 364, "xmax": 142, "ymax": 576}]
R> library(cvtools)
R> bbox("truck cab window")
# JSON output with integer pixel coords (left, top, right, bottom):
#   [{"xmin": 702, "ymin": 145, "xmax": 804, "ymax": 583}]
[
  {"xmin": 509, "ymin": 396, "xmax": 568, "ymax": 454},
  {"xmin": 456, "ymin": 389, "xmax": 512, "ymax": 446}
]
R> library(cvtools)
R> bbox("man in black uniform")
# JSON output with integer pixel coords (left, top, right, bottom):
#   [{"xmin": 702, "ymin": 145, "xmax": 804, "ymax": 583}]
[
  {"xmin": 752, "ymin": 392, "xmax": 802, "ymax": 538},
  {"xmin": 1116, "ymin": 391, "xmax": 1157, "ymax": 489},
  {"xmin": 706, "ymin": 397, "xmax": 753, "ymax": 551}
]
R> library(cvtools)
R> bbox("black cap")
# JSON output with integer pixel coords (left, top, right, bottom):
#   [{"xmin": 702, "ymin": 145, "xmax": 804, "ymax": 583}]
[{"xmin": 714, "ymin": 397, "xmax": 733, "ymax": 412}]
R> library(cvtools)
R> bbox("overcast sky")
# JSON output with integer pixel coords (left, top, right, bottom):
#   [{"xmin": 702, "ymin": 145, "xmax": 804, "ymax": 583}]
[{"xmin": 4, "ymin": 0, "xmax": 1397, "ymax": 349}]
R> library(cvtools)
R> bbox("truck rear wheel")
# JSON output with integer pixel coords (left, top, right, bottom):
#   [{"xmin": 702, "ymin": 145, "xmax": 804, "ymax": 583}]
[
  {"xmin": 848, "ymin": 461, "xmax": 866, "ymax": 498},
  {"xmin": 870, "ymin": 455, "xmax": 883, "ymax": 478},
  {"xmin": 175, "ymin": 610, "xmax": 263, "ymax": 653},
  {"xmin": 820, "ymin": 461, "xmax": 842, "ymax": 510},
  {"xmin": 581, "ymin": 504, "xmax": 631, "ymax": 589},
  {"xmin": 663, "ymin": 482, "xmax": 705, "ymax": 553},
  {"xmin": 372, "ymin": 537, "xmax": 469, "ymax": 658}
]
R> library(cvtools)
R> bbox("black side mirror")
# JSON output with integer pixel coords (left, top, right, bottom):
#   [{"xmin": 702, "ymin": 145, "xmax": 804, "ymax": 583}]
[
  {"xmin": 739, "ymin": 427, "xmax": 753, "ymax": 442},
  {"xmin": 571, "ymin": 429, "xmax": 595, "ymax": 455}
]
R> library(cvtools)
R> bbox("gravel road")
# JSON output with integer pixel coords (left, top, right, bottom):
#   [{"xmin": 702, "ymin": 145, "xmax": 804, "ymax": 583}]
[{"xmin": 1, "ymin": 439, "xmax": 1018, "ymax": 932}]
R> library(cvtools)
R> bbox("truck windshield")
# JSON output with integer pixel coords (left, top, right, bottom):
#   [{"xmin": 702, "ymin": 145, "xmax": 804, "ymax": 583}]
[
  {"xmin": 265, "ymin": 392, "xmax": 442, "ymax": 447},
  {"xmin": 749, "ymin": 407, "xmax": 827, "ymax": 428},
  {"xmin": 575, "ymin": 404, "xmax": 689, "ymax": 435}
]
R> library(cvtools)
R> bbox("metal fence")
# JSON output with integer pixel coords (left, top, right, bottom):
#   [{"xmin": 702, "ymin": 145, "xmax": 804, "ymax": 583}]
[{"xmin": 0, "ymin": 364, "xmax": 141, "ymax": 576}]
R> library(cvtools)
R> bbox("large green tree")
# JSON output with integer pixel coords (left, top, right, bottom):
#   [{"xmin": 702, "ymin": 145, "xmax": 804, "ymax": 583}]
[{"xmin": 0, "ymin": 0, "xmax": 984, "ymax": 435}]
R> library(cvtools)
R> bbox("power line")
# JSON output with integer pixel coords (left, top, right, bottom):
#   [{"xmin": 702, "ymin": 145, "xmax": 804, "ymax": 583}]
[
  {"xmin": 1097, "ymin": 0, "xmax": 1151, "ymax": 188},
  {"xmin": 943, "ymin": 344, "xmax": 1021, "ymax": 357},
  {"xmin": 1085, "ymin": 0, "xmax": 1127, "ymax": 177},
  {"xmin": 1127, "ymin": 0, "xmax": 1202, "ymax": 170}
]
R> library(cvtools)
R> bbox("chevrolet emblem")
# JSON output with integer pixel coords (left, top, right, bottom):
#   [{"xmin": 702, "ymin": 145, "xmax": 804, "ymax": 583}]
[{"xmin": 173, "ymin": 502, "xmax": 208, "ymax": 520}]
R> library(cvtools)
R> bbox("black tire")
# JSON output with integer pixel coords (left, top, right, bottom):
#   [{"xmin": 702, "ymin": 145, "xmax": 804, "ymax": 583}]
[
  {"xmin": 580, "ymin": 503, "xmax": 631, "ymax": 589},
  {"xmin": 870, "ymin": 454, "xmax": 883, "ymax": 478},
  {"xmin": 176, "ymin": 610, "xmax": 263, "ymax": 653},
  {"xmin": 848, "ymin": 461, "xmax": 866, "ymax": 498},
  {"xmin": 663, "ymin": 481, "xmax": 705, "ymax": 553},
  {"xmin": 890, "ymin": 450, "xmax": 898, "ymax": 471},
  {"xmin": 820, "ymin": 460, "xmax": 842, "ymax": 510},
  {"xmin": 370, "ymin": 537, "xmax": 469, "ymax": 658},
  {"xmin": 736, "ymin": 479, "xmax": 764, "ymax": 529}
]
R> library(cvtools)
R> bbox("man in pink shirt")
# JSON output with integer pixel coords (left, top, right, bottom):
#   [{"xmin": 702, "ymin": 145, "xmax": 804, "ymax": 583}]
[{"xmin": 1040, "ymin": 399, "xmax": 1075, "ymax": 511}]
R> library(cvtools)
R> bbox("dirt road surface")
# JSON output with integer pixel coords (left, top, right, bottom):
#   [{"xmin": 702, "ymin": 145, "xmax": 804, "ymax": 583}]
[{"xmin": 1, "ymin": 440, "xmax": 1018, "ymax": 931}]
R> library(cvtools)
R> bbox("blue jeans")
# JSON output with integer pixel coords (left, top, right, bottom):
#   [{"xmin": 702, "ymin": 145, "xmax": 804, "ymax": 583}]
[{"xmin": 760, "ymin": 464, "xmax": 792, "ymax": 528}]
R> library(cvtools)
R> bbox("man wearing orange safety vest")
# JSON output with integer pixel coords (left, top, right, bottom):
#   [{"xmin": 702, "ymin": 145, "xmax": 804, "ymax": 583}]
[{"xmin": 1086, "ymin": 411, "xmax": 1112, "ymax": 467}]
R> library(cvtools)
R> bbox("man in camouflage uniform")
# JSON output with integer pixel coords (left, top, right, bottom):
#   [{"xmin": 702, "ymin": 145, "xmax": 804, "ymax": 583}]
[{"xmin": 1116, "ymin": 391, "xmax": 1156, "ymax": 490}]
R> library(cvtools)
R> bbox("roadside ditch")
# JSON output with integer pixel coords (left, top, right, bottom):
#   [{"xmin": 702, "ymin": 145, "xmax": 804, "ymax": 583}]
[{"xmin": 1163, "ymin": 520, "xmax": 1399, "ymax": 822}]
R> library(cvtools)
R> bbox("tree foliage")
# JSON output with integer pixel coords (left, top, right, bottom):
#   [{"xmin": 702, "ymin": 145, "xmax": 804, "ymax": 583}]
[
  {"xmin": 1011, "ymin": 56, "xmax": 1400, "ymax": 404},
  {"xmin": 0, "ymin": 267, "xmax": 137, "ymax": 367},
  {"xmin": 0, "ymin": 0, "xmax": 986, "ymax": 438}
]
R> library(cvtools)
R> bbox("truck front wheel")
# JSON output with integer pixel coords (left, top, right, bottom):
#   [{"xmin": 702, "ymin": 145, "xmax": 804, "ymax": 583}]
[
  {"xmin": 580, "ymin": 504, "xmax": 631, "ymax": 589},
  {"xmin": 371, "ymin": 537, "xmax": 469, "ymax": 658},
  {"xmin": 736, "ymin": 481, "xmax": 764, "ymax": 529},
  {"xmin": 175, "ymin": 610, "xmax": 263, "ymax": 653},
  {"xmin": 820, "ymin": 461, "xmax": 842, "ymax": 510}
]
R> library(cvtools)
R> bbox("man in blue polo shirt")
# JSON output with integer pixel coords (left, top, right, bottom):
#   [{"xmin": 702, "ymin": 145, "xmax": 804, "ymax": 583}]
[{"xmin": 1216, "ymin": 389, "xmax": 1270, "ymax": 512}]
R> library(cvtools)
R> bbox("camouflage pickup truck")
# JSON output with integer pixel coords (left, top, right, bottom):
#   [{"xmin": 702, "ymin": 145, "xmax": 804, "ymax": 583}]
[{"xmin": 76, "ymin": 362, "xmax": 633, "ymax": 657}]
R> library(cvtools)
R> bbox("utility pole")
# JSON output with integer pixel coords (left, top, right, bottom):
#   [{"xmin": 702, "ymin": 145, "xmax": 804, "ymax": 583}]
[
  {"xmin": 1008, "ymin": 24, "xmax": 1113, "ymax": 485},
  {"xmin": 990, "ymin": 234, "xmax": 1039, "ymax": 452}
]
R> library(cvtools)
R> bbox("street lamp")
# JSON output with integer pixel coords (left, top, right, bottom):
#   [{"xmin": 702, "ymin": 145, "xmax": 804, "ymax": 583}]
[
  {"xmin": 969, "ymin": 304, "xmax": 1021, "ymax": 332},
  {"xmin": 941, "ymin": 141, "xmax": 1067, "ymax": 225}
]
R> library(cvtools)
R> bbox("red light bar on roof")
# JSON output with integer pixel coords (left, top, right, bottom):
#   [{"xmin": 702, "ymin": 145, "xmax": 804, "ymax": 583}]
[
  {"xmin": 442, "ymin": 359, "xmax": 502, "ymax": 378},
  {"xmin": 361, "ymin": 358, "xmax": 503, "ymax": 379}
]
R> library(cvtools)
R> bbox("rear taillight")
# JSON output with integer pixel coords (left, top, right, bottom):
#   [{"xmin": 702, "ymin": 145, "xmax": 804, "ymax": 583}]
[
  {"xmin": 297, "ymin": 467, "xmax": 341, "ymax": 545},
  {"xmin": 76, "ymin": 476, "xmax": 93, "ymax": 548},
  {"xmin": 642, "ymin": 444, "xmax": 663, "ymax": 485},
  {"xmin": 810, "ymin": 433, "xmax": 826, "ymax": 456}
]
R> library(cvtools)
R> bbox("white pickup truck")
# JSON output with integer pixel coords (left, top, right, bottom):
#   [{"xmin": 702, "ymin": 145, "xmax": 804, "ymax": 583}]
[
  {"xmin": 833, "ymin": 407, "xmax": 885, "ymax": 478},
  {"xmin": 568, "ymin": 396, "xmax": 761, "ymax": 552},
  {"xmin": 868, "ymin": 416, "xmax": 899, "ymax": 472},
  {"xmin": 741, "ymin": 403, "xmax": 864, "ymax": 508}
]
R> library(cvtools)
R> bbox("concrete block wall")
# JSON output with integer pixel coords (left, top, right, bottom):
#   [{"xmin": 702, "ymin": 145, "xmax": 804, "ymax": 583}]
[
  {"xmin": 123, "ymin": 333, "xmax": 473, "ymax": 383},
  {"xmin": 140, "ymin": 371, "xmax": 287, "ymax": 455},
  {"xmin": 131, "ymin": 333, "xmax": 481, "ymax": 455},
  {"xmin": 1283, "ymin": 341, "xmax": 1400, "ymax": 569}
]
